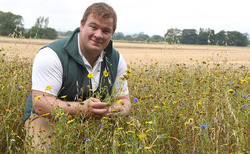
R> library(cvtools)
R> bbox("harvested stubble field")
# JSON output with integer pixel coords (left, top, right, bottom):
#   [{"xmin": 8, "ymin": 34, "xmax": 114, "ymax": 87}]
[
  {"xmin": 0, "ymin": 36, "xmax": 249, "ymax": 153},
  {"xmin": 1, "ymin": 36, "xmax": 250, "ymax": 68}
]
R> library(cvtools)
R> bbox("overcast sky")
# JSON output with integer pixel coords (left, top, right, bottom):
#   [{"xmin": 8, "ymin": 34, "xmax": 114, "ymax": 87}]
[{"xmin": 1, "ymin": 0, "xmax": 249, "ymax": 36}]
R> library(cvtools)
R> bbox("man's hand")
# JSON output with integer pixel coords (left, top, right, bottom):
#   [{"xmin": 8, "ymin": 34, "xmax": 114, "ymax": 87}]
[
  {"xmin": 106, "ymin": 95, "xmax": 131, "ymax": 120},
  {"xmin": 83, "ymin": 97, "xmax": 108, "ymax": 119}
]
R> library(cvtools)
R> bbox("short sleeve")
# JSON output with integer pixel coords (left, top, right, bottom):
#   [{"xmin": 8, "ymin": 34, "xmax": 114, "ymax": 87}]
[
  {"xmin": 112, "ymin": 53, "xmax": 129, "ymax": 96},
  {"xmin": 32, "ymin": 47, "xmax": 63, "ymax": 96}
]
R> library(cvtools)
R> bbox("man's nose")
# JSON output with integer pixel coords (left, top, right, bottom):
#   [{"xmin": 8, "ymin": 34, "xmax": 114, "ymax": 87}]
[{"xmin": 94, "ymin": 29, "xmax": 104, "ymax": 39}]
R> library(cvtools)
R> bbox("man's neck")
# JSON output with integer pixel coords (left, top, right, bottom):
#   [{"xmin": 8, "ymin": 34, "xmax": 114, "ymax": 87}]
[{"xmin": 83, "ymin": 52, "xmax": 100, "ymax": 67}]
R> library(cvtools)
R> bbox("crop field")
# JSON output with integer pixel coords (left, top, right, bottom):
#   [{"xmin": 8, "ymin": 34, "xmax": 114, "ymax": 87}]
[{"xmin": 0, "ymin": 36, "xmax": 249, "ymax": 153}]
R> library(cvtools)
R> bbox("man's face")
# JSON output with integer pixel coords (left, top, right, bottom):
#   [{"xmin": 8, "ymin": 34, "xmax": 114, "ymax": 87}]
[{"xmin": 79, "ymin": 14, "xmax": 114, "ymax": 56}]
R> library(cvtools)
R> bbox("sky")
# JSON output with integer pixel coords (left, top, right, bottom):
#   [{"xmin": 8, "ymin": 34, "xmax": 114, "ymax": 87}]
[{"xmin": 1, "ymin": 0, "xmax": 250, "ymax": 36}]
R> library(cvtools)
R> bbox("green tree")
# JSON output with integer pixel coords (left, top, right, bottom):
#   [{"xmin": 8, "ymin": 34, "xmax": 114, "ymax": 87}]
[
  {"xmin": 164, "ymin": 28, "xmax": 181, "ymax": 44},
  {"xmin": 148, "ymin": 35, "xmax": 163, "ymax": 42},
  {"xmin": 124, "ymin": 35, "xmax": 132, "ymax": 41},
  {"xmin": 136, "ymin": 32, "xmax": 149, "ymax": 41},
  {"xmin": 26, "ymin": 16, "xmax": 57, "ymax": 39},
  {"xmin": 0, "ymin": 11, "xmax": 24, "ymax": 36},
  {"xmin": 112, "ymin": 32, "xmax": 125, "ymax": 40},
  {"xmin": 197, "ymin": 28, "xmax": 215, "ymax": 45},
  {"xmin": 180, "ymin": 29, "xmax": 198, "ymax": 44},
  {"xmin": 215, "ymin": 30, "xmax": 226, "ymax": 45},
  {"xmin": 227, "ymin": 31, "xmax": 248, "ymax": 46}
]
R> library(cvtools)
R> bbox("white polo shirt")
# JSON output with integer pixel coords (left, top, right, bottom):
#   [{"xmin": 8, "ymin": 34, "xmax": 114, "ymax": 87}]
[{"xmin": 32, "ymin": 34, "xmax": 129, "ymax": 97}]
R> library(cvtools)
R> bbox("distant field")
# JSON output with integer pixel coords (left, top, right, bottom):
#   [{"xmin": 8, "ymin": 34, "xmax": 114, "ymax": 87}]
[{"xmin": 1, "ymin": 36, "xmax": 250, "ymax": 68}]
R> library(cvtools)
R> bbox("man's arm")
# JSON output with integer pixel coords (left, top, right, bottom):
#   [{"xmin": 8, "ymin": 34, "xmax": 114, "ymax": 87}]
[{"xmin": 32, "ymin": 90, "xmax": 109, "ymax": 119}]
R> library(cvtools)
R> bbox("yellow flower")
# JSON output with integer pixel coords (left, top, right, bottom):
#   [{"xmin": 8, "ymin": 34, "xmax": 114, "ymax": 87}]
[
  {"xmin": 35, "ymin": 96, "xmax": 42, "ymax": 100},
  {"xmin": 125, "ymin": 130, "xmax": 133, "ymax": 134},
  {"xmin": 228, "ymin": 89, "xmax": 235, "ymax": 93},
  {"xmin": 154, "ymin": 105, "xmax": 160, "ymax": 109},
  {"xmin": 117, "ymin": 99, "xmax": 122, "ymax": 104},
  {"xmin": 103, "ymin": 71, "xmax": 109, "ymax": 77},
  {"xmin": 188, "ymin": 118, "xmax": 193, "ymax": 124},
  {"xmin": 87, "ymin": 73, "xmax": 94, "ymax": 79},
  {"xmin": 118, "ymin": 127, "xmax": 124, "ymax": 130},
  {"xmin": 125, "ymin": 69, "xmax": 132, "ymax": 75},
  {"xmin": 61, "ymin": 95, "xmax": 67, "ymax": 99},
  {"xmin": 172, "ymin": 101, "xmax": 177, "ymax": 105},
  {"xmin": 42, "ymin": 113, "xmax": 50, "ymax": 117},
  {"xmin": 120, "ymin": 76, "xmax": 126, "ymax": 82},
  {"xmin": 121, "ymin": 143, "xmax": 126, "ymax": 146},
  {"xmin": 45, "ymin": 85, "xmax": 52, "ymax": 91},
  {"xmin": 145, "ymin": 121, "xmax": 153, "ymax": 124},
  {"xmin": 102, "ymin": 117, "xmax": 108, "ymax": 120},
  {"xmin": 67, "ymin": 119, "xmax": 75, "ymax": 124},
  {"xmin": 241, "ymin": 80, "xmax": 248, "ymax": 84},
  {"xmin": 102, "ymin": 145, "xmax": 106, "ymax": 148},
  {"xmin": 153, "ymin": 62, "xmax": 159, "ymax": 65},
  {"xmin": 197, "ymin": 102, "xmax": 202, "ymax": 106},
  {"xmin": 146, "ymin": 128, "xmax": 153, "ymax": 132},
  {"xmin": 145, "ymin": 147, "xmax": 151, "ymax": 150},
  {"xmin": 139, "ymin": 134, "xmax": 148, "ymax": 140},
  {"xmin": 5, "ymin": 109, "xmax": 12, "ymax": 112}
]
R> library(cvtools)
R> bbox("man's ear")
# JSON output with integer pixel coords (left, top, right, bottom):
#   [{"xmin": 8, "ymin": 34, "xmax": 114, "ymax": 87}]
[{"xmin": 80, "ymin": 20, "xmax": 85, "ymax": 27}]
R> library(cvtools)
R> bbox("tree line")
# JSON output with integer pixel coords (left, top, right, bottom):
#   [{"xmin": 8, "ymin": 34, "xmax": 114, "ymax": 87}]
[
  {"xmin": 0, "ymin": 11, "xmax": 249, "ymax": 46},
  {"xmin": 112, "ymin": 28, "xmax": 249, "ymax": 47},
  {"xmin": 0, "ymin": 11, "xmax": 57, "ymax": 39}
]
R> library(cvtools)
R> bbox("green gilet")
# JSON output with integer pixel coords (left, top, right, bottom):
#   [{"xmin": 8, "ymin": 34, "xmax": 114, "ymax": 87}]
[{"xmin": 23, "ymin": 28, "xmax": 120, "ymax": 122}]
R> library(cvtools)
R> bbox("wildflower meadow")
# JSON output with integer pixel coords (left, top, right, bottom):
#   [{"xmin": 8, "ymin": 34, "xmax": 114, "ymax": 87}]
[{"xmin": 0, "ymin": 41, "xmax": 249, "ymax": 153}]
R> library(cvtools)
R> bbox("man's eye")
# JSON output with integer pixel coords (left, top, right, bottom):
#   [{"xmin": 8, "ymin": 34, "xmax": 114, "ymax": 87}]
[{"xmin": 103, "ymin": 30, "xmax": 111, "ymax": 34}]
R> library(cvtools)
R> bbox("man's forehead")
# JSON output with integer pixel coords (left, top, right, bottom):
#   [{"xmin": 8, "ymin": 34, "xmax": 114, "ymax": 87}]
[{"xmin": 87, "ymin": 13, "xmax": 113, "ymax": 21}]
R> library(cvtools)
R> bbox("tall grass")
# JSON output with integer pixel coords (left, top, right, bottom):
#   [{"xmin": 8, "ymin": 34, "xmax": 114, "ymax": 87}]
[{"xmin": 0, "ymin": 45, "xmax": 249, "ymax": 153}]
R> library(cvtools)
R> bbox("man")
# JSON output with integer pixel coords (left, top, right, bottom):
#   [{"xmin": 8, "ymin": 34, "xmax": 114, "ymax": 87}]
[{"xmin": 24, "ymin": 2, "xmax": 131, "ymax": 151}]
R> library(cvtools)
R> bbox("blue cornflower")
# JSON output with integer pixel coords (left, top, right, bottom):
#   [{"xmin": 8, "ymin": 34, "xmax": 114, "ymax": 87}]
[
  {"xmin": 17, "ymin": 86, "xmax": 22, "ymax": 90},
  {"xmin": 183, "ymin": 82, "xmax": 187, "ymax": 85},
  {"xmin": 148, "ymin": 73, "xmax": 152, "ymax": 76},
  {"xmin": 243, "ymin": 95, "xmax": 248, "ymax": 98},
  {"xmin": 134, "ymin": 98, "xmax": 138, "ymax": 102},
  {"xmin": 200, "ymin": 125, "xmax": 207, "ymax": 128},
  {"xmin": 128, "ymin": 138, "xmax": 133, "ymax": 141},
  {"xmin": 83, "ymin": 138, "xmax": 91, "ymax": 142},
  {"xmin": 141, "ymin": 88, "xmax": 146, "ymax": 90},
  {"xmin": 159, "ymin": 135, "xmax": 166, "ymax": 139},
  {"xmin": 76, "ymin": 133, "xmax": 79, "ymax": 136},
  {"xmin": 180, "ymin": 101, "xmax": 184, "ymax": 104},
  {"xmin": 194, "ymin": 149, "xmax": 200, "ymax": 152},
  {"xmin": 99, "ymin": 123, "xmax": 103, "ymax": 128},
  {"xmin": 25, "ymin": 95, "xmax": 29, "ymax": 97},
  {"xmin": 242, "ymin": 105, "xmax": 246, "ymax": 108},
  {"xmin": 214, "ymin": 118, "xmax": 218, "ymax": 123},
  {"xmin": 48, "ymin": 144, "xmax": 51, "ymax": 146},
  {"xmin": 233, "ymin": 92, "xmax": 237, "ymax": 96}
]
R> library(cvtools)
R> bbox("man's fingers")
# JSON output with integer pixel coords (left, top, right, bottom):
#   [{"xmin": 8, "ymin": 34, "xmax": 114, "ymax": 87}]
[
  {"xmin": 90, "ymin": 102, "xmax": 107, "ymax": 108},
  {"xmin": 89, "ymin": 97, "xmax": 101, "ymax": 102},
  {"xmin": 91, "ymin": 108, "xmax": 108, "ymax": 115}
]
